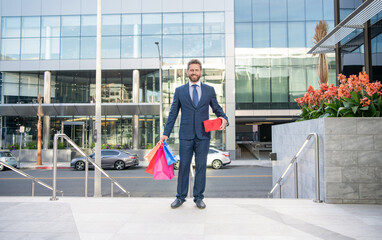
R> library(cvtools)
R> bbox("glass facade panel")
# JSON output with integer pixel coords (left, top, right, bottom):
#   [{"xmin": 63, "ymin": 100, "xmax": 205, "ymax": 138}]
[
  {"xmin": 163, "ymin": 13, "xmax": 182, "ymax": 34},
  {"xmin": 235, "ymin": 23, "xmax": 252, "ymax": 48},
  {"xmin": 122, "ymin": 14, "xmax": 141, "ymax": 35},
  {"xmin": 22, "ymin": 17, "xmax": 40, "ymax": 37},
  {"xmin": 42, "ymin": 16, "xmax": 60, "ymax": 37},
  {"xmin": 61, "ymin": 16, "xmax": 80, "ymax": 37},
  {"xmin": 253, "ymin": 23, "xmax": 269, "ymax": 48},
  {"xmin": 253, "ymin": 67, "xmax": 270, "ymax": 102},
  {"xmin": 102, "ymin": 15, "xmax": 121, "ymax": 36},
  {"xmin": 102, "ymin": 36, "xmax": 120, "ymax": 58},
  {"xmin": 288, "ymin": 22, "xmax": 306, "ymax": 47},
  {"xmin": 205, "ymin": 12, "xmax": 225, "ymax": 33},
  {"xmin": 142, "ymin": 14, "xmax": 162, "ymax": 35},
  {"xmin": 60, "ymin": 37, "xmax": 80, "ymax": 59},
  {"xmin": 305, "ymin": 0, "xmax": 323, "ymax": 20},
  {"xmin": 271, "ymin": 68, "xmax": 289, "ymax": 102},
  {"xmin": 163, "ymin": 35, "xmax": 182, "ymax": 57},
  {"xmin": 1, "ymin": 38, "xmax": 20, "ymax": 60},
  {"xmin": 271, "ymin": 22, "xmax": 287, "ymax": 47},
  {"xmin": 204, "ymin": 34, "xmax": 225, "ymax": 56},
  {"xmin": 253, "ymin": 0, "xmax": 269, "ymax": 22},
  {"xmin": 81, "ymin": 37, "xmax": 96, "ymax": 59},
  {"xmin": 305, "ymin": 21, "xmax": 317, "ymax": 48},
  {"xmin": 121, "ymin": 36, "xmax": 141, "ymax": 58},
  {"xmin": 236, "ymin": 66, "xmax": 253, "ymax": 103},
  {"xmin": 270, "ymin": 0, "xmax": 287, "ymax": 21},
  {"xmin": 1, "ymin": 17, "xmax": 21, "ymax": 38},
  {"xmin": 183, "ymin": 34, "xmax": 203, "ymax": 57},
  {"xmin": 184, "ymin": 12, "xmax": 203, "ymax": 34},
  {"xmin": 81, "ymin": 15, "xmax": 96, "ymax": 36},
  {"xmin": 41, "ymin": 37, "xmax": 60, "ymax": 60},
  {"xmin": 21, "ymin": 38, "xmax": 40, "ymax": 60},
  {"xmin": 288, "ymin": 0, "xmax": 305, "ymax": 21},
  {"xmin": 234, "ymin": 0, "xmax": 252, "ymax": 22},
  {"xmin": 142, "ymin": 35, "xmax": 161, "ymax": 57}
]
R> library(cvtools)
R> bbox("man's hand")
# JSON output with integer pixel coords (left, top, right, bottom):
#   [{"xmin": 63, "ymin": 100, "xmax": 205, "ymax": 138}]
[
  {"xmin": 219, "ymin": 117, "xmax": 228, "ymax": 130},
  {"xmin": 159, "ymin": 135, "xmax": 168, "ymax": 145}
]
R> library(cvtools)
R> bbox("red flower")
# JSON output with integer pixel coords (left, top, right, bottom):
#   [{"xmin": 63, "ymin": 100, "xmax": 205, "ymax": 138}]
[{"xmin": 360, "ymin": 97, "xmax": 371, "ymax": 107}]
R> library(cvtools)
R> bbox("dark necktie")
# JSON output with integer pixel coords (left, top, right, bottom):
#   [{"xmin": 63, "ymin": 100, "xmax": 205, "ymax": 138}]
[{"xmin": 192, "ymin": 84, "xmax": 199, "ymax": 107}]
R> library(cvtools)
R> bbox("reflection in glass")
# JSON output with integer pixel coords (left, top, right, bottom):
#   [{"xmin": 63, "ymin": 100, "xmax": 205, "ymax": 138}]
[
  {"xmin": 236, "ymin": 66, "xmax": 253, "ymax": 103},
  {"xmin": 306, "ymin": 0, "xmax": 323, "ymax": 20},
  {"xmin": 288, "ymin": 0, "xmax": 305, "ymax": 21},
  {"xmin": 142, "ymin": 14, "xmax": 162, "ymax": 35},
  {"xmin": 41, "ymin": 37, "xmax": 60, "ymax": 60},
  {"xmin": 163, "ymin": 35, "xmax": 182, "ymax": 57},
  {"xmin": 21, "ymin": 38, "xmax": 40, "ymax": 60},
  {"xmin": 61, "ymin": 16, "xmax": 80, "ymax": 37},
  {"xmin": 140, "ymin": 71, "xmax": 159, "ymax": 103},
  {"xmin": 253, "ymin": 0, "xmax": 269, "ymax": 22},
  {"xmin": 163, "ymin": 13, "xmax": 182, "ymax": 34},
  {"xmin": 234, "ymin": 0, "xmax": 251, "ymax": 22},
  {"xmin": 122, "ymin": 14, "xmax": 141, "ymax": 35},
  {"xmin": 102, "ymin": 15, "xmax": 121, "ymax": 36},
  {"xmin": 22, "ymin": 17, "xmax": 40, "ymax": 37},
  {"xmin": 270, "ymin": 0, "xmax": 287, "ymax": 21},
  {"xmin": 205, "ymin": 12, "xmax": 224, "ymax": 33},
  {"xmin": 1, "ymin": 17, "xmax": 21, "ymax": 38},
  {"xmin": 60, "ymin": 37, "xmax": 80, "ymax": 59},
  {"xmin": 1, "ymin": 38, "xmax": 20, "ymax": 60},
  {"xmin": 253, "ymin": 23, "xmax": 269, "ymax": 48},
  {"xmin": 271, "ymin": 22, "xmax": 287, "ymax": 48},
  {"xmin": 184, "ymin": 35, "xmax": 203, "ymax": 57},
  {"xmin": 288, "ymin": 22, "xmax": 306, "ymax": 48},
  {"xmin": 271, "ymin": 68, "xmax": 289, "ymax": 102},
  {"xmin": 121, "ymin": 36, "xmax": 141, "ymax": 58},
  {"xmin": 142, "ymin": 35, "xmax": 161, "ymax": 58},
  {"xmin": 253, "ymin": 67, "xmax": 270, "ymax": 102},
  {"xmin": 235, "ymin": 23, "xmax": 252, "ymax": 48},
  {"xmin": 81, "ymin": 15, "xmax": 96, "ymax": 36},
  {"xmin": 42, "ymin": 16, "xmax": 60, "ymax": 37},
  {"xmin": 102, "ymin": 36, "xmax": 121, "ymax": 58},
  {"xmin": 184, "ymin": 12, "xmax": 203, "ymax": 34},
  {"xmin": 81, "ymin": 37, "xmax": 96, "ymax": 59},
  {"xmin": 204, "ymin": 34, "xmax": 225, "ymax": 57}
]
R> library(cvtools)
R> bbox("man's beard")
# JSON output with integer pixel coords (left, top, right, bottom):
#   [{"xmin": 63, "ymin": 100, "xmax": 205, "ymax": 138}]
[{"xmin": 189, "ymin": 74, "xmax": 200, "ymax": 83}]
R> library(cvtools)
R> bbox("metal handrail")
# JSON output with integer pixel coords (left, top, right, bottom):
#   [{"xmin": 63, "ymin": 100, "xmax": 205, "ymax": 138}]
[
  {"xmin": 0, "ymin": 161, "xmax": 63, "ymax": 197},
  {"xmin": 267, "ymin": 133, "xmax": 322, "ymax": 203},
  {"xmin": 50, "ymin": 133, "xmax": 130, "ymax": 201}
]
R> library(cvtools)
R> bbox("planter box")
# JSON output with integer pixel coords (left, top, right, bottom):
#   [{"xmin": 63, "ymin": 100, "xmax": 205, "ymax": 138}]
[{"xmin": 272, "ymin": 118, "xmax": 382, "ymax": 204}]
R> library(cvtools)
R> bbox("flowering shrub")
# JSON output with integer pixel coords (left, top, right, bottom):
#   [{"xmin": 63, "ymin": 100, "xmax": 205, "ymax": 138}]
[{"xmin": 295, "ymin": 72, "xmax": 382, "ymax": 120}]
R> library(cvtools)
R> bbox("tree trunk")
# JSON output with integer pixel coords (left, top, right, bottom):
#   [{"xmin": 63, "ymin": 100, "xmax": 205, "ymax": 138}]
[{"xmin": 37, "ymin": 117, "xmax": 42, "ymax": 165}]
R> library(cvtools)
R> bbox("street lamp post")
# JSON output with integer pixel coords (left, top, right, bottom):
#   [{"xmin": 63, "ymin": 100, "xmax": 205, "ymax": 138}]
[{"xmin": 155, "ymin": 42, "xmax": 163, "ymax": 135}]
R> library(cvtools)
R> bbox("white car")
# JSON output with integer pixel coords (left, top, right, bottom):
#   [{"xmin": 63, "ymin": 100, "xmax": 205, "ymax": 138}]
[
  {"xmin": 173, "ymin": 148, "xmax": 231, "ymax": 170},
  {"xmin": 0, "ymin": 150, "xmax": 18, "ymax": 171}
]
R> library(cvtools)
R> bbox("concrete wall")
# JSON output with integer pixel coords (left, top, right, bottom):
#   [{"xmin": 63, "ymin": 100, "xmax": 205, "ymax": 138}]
[{"xmin": 272, "ymin": 118, "xmax": 382, "ymax": 204}]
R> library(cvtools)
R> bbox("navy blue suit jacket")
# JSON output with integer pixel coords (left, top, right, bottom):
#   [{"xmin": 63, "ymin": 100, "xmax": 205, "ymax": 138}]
[{"xmin": 163, "ymin": 82, "xmax": 228, "ymax": 140}]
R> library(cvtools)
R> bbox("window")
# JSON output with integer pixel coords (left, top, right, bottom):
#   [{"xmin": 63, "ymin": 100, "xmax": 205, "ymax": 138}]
[{"xmin": 142, "ymin": 14, "xmax": 162, "ymax": 35}]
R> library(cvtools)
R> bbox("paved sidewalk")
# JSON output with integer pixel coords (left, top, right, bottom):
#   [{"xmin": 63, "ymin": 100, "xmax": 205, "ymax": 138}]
[{"xmin": 0, "ymin": 197, "xmax": 381, "ymax": 240}]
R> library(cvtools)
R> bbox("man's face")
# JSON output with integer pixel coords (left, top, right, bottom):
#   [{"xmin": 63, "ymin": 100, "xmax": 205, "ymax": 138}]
[{"xmin": 187, "ymin": 64, "xmax": 202, "ymax": 83}]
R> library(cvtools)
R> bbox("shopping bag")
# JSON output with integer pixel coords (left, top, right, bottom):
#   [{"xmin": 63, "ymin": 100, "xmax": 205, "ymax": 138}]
[
  {"xmin": 203, "ymin": 118, "xmax": 222, "ymax": 132},
  {"xmin": 153, "ymin": 147, "xmax": 175, "ymax": 180},
  {"xmin": 144, "ymin": 142, "xmax": 162, "ymax": 163},
  {"xmin": 163, "ymin": 141, "xmax": 177, "ymax": 165}
]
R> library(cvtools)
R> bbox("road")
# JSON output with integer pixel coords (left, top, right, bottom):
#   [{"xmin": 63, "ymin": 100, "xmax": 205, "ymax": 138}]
[{"xmin": 0, "ymin": 165, "xmax": 272, "ymax": 198}]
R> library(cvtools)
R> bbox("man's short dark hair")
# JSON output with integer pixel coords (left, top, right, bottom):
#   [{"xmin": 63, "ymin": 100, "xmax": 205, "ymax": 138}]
[{"xmin": 187, "ymin": 59, "xmax": 202, "ymax": 70}]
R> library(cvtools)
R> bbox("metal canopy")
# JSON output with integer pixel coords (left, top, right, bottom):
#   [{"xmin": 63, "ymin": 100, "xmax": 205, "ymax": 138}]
[
  {"xmin": 308, "ymin": 0, "xmax": 382, "ymax": 54},
  {"xmin": 0, "ymin": 103, "xmax": 160, "ymax": 116}
]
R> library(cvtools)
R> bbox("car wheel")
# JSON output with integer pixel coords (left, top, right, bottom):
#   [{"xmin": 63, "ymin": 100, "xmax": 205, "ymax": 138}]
[
  {"xmin": 211, "ymin": 159, "xmax": 222, "ymax": 169},
  {"xmin": 114, "ymin": 160, "xmax": 125, "ymax": 170},
  {"xmin": 75, "ymin": 161, "xmax": 85, "ymax": 171},
  {"xmin": 173, "ymin": 161, "xmax": 179, "ymax": 170},
  {"xmin": 0, "ymin": 164, "xmax": 4, "ymax": 171}
]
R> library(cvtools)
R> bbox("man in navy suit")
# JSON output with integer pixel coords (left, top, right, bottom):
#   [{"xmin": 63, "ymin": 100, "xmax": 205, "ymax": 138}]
[{"xmin": 160, "ymin": 59, "xmax": 228, "ymax": 209}]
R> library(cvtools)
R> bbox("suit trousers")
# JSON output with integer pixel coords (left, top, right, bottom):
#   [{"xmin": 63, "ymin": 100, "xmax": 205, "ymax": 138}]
[{"xmin": 176, "ymin": 137, "xmax": 210, "ymax": 201}]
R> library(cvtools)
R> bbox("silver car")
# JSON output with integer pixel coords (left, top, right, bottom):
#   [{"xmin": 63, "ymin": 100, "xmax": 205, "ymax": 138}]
[
  {"xmin": 0, "ymin": 150, "xmax": 18, "ymax": 171},
  {"xmin": 71, "ymin": 149, "xmax": 139, "ymax": 171},
  {"xmin": 173, "ymin": 148, "xmax": 231, "ymax": 170}
]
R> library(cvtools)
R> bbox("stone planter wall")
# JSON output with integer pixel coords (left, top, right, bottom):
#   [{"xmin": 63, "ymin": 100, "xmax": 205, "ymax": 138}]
[{"xmin": 272, "ymin": 118, "xmax": 382, "ymax": 204}]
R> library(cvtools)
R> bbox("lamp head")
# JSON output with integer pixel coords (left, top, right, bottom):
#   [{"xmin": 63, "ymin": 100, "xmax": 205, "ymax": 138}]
[{"xmin": 155, "ymin": 41, "xmax": 159, "ymax": 45}]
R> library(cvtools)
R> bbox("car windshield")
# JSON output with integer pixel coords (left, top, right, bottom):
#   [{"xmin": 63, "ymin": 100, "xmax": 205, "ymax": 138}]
[{"xmin": 0, "ymin": 152, "xmax": 12, "ymax": 157}]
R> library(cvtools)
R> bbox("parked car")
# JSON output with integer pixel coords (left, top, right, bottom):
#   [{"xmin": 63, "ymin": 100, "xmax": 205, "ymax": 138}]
[
  {"xmin": 173, "ymin": 148, "xmax": 230, "ymax": 170},
  {"xmin": 71, "ymin": 149, "xmax": 139, "ymax": 171},
  {"xmin": 0, "ymin": 150, "xmax": 18, "ymax": 171}
]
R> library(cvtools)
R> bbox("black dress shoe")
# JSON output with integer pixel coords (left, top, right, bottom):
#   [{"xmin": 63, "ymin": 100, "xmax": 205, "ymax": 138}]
[
  {"xmin": 195, "ymin": 199, "xmax": 206, "ymax": 209},
  {"xmin": 171, "ymin": 199, "xmax": 185, "ymax": 209}
]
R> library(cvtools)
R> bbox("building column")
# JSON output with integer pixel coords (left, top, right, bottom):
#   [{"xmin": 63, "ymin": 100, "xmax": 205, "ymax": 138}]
[
  {"xmin": 43, "ymin": 71, "xmax": 51, "ymax": 149},
  {"xmin": 334, "ymin": 0, "xmax": 342, "ymax": 84},
  {"xmin": 133, "ymin": 70, "xmax": 140, "ymax": 149},
  {"xmin": 363, "ymin": 0, "xmax": 372, "ymax": 81}
]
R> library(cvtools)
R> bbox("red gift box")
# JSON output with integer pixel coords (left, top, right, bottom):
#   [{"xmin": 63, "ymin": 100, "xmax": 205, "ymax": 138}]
[{"xmin": 203, "ymin": 118, "xmax": 222, "ymax": 132}]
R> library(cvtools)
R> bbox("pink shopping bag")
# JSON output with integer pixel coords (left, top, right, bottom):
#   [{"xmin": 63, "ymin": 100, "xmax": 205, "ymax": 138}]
[{"xmin": 153, "ymin": 147, "xmax": 175, "ymax": 180}]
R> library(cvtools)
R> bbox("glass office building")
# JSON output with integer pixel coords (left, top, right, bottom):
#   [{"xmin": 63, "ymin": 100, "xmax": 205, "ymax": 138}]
[{"xmin": 0, "ymin": 0, "xmax": 381, "ymax": 158}]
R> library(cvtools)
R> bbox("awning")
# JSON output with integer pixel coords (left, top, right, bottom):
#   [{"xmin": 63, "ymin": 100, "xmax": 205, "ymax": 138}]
[
  {"xmin": 0, "ymin": 103, "xmax": 160, "ymax": 116},
  {"xmin": 308, "ymin": 0, "xmax": 382, "ymax": 54}
]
